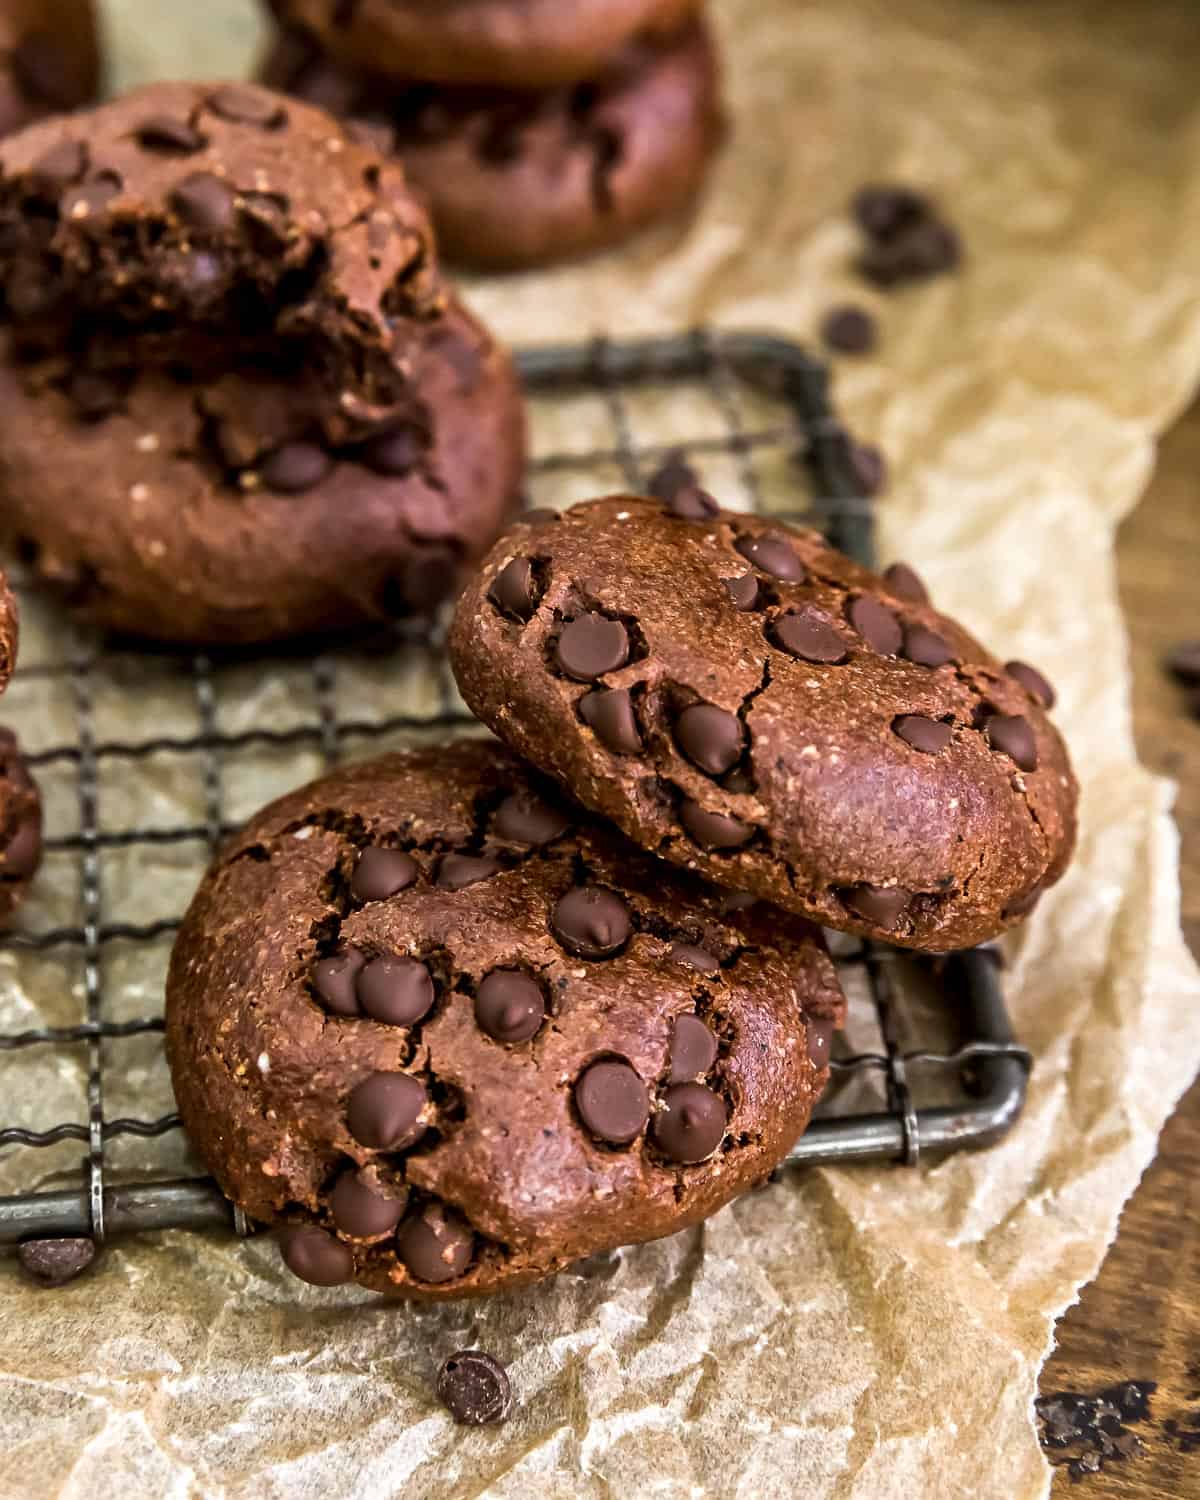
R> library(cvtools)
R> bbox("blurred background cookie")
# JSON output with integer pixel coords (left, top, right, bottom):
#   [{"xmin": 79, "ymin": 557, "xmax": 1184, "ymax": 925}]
[{"xmin": 0, "ymin": 0, "xmax": 99, "ymax": 139}]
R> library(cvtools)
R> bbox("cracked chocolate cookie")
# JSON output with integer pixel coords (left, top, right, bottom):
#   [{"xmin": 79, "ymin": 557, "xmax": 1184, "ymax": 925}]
[
  {"xmin": 0, "ymin": 0, "xmax": 98, "ymax": 140},
  {"xmin": 0, "ymin": 81, "xmax": 443, "ymax": 440},
  {"xmin": 165, "ymin": 739, "xmax": 844, "ymax": 1299},
  {"xmin": 0, "ymin": 297, "xmax": 525, "ymax": 643},
  {"xmin": 263, "ymin": 0, "xmax": 701, "ymax": 89},
  {"xmin": 0, "ymin": 726, "xmax": 40, "ymax": 920},
  {"xmin": 261, "ymin": 18, "xmax": 723, "ymax": 270},
  {"xmin": 449, "ymin": 495, "xmax": 1079, "ymax": 951}
]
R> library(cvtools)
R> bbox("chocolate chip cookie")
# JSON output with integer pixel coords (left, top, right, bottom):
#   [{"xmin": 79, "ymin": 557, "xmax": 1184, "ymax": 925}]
[
  {"xmin": 449, "ymin": 496, "xmax": 1079, "ymax": 951},
  {"xmin": 0, "ymin": 726, "xmax": 40, "ymax": 920},
  {"xmin": 261, "ymin": 18, "xmax": 724, "ymax": 270},
  {"xmin": 263, "ymin": 0, "xmax": 701, "ymax": 89},
  {"xmin": 0, "ymin": 0, "xmax": 98, "ymax": 140},
  {"xmin": 0, "ymin": 568, "xmax": 15, "ymax": 695},
  {"xmin": 166, "ymin": 740, "xmax": 844, "ymax": 1299},
  {"xmin": 0, "ymin": 82, "xmax": 443, "ymax": 440},
  {"xmin": 0, "ymin": 298, "xmax": 525, "ymax": 643}
]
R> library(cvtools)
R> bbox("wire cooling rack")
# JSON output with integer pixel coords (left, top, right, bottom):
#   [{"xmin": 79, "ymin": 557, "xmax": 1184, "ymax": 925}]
[{"xmin": 0, "ymin": 330, "xmax": 1031, "ymax": 1261}]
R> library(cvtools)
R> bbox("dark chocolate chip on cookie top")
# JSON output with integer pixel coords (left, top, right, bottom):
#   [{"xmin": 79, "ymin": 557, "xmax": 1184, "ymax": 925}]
[{"xmin": 450, "ymin": 496, "xmax": 1078, "ymax": 951}]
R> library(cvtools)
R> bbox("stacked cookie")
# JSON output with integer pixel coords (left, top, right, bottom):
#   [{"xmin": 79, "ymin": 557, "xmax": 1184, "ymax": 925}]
[
  {"xmin": 166, "ymin": 488, "xmax": 1077, "ymax": 1301},
  {"xmin": 0, "ymin": 575, "xmax": 42, "ymax": 920},
  {"xmin": 0, "ymin": 83, "xmax": 526, "ymax": 643},
  {"xmin": 0, "ymin": 0, "xmax": 99, "ymax": 139},
  {"xmin": 257, "ymin": 0, "xmax": 724, "ymax": 269}
]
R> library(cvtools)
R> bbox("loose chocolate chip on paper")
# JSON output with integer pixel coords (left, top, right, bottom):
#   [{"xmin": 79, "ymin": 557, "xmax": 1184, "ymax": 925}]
[
  {"xmin": 852, "ymin": 184, "xmax": 931, "ymax": 241},
  {"xmin": 492, "ymin": 787, "xmax": 568, "ymax": 846},
  {"xmin": 346, "ymin": 1071, "xmax": 428, "ymax": 1150},
  {"xmin": 849, "ymin": 440, "xmax": 887, "ymax": 497},
  {"xmin": 985, "ymin": 713, "xmax": 1038, "ymax": 772},
  {"xmin": 821, "ymin": 305, "xmax": 878, "ymax": 355},
  {"xmin": 903, "ymin": 625, "xmax": 955, "ymax": 668},
  {"xmin": 281, "ymin": 1225, "xmax": 355, "ymax": 1286},
  {"xmin": 882, "ymin": 561, "xmax": 930, "ymax": 605},
  {"xmin": 437, "ymin": 852, "xmax": 502, "ymax": 891},
  {"xmin": 840, "ymin": 882, "xmax": 910, "ymax": 930},
  {"xmin": 771, "ymin": 610, "xmax": 848, "ymax": 664},
  {"xmin": 208, "ymin": 86, "xmax": 288, "ymax": 129},
  {"xmin": 437, "ymin": 1351, "xmax": 514, "ymax": 1426},
  {"xmin": 260, "ymin": 442, "xmax": 334, "ymax": 494},
  {"xmin": 725, "ymin": 573, "xmax": 759, "ymax": 611},
  {"xmin": 806, "ymin": 1014, "xmax": 835, "ymax": 1067},
  {"xmin": 313, "ymin": 946, "xmax": 367, "ymax": 1016},
  {"xmin": 171, "ymin": 171, "xmax": 238, "ymax": 231},
  {"xmin": 330, "ymin": 1168, "xmax": 407, "ymax": 1238},
  {"xmin": 475, "ymin": 969, "xmax": 545, "ymax": 1043},
  {"xmin": 551, "ymin": 885, "xmax": 631, "ymax": 959},
  {"xmin": 652, "ymin": 1082, "xmax": 727, "ymax": 1163},
  {"xmin": 893, "ymin": 714, "xmax": 953, "ymax": 754},
  {"xmin": 669, "ymin": 1014, "xmax": 719, "ymax": 1082},
  {"xmin": 136, "ymin": 115, "xmax": 207, "ymax": 153},
  {"xmin": 675, "ymin": 703, "xmax": 744, "ymax": 777},
  {"xmin": 579, "ymin": 687, "xmax": 643, "ymax": 753},
  {"xmin": 357, "ymin": 955, "xmax": 435, "ymax": 1027},
  {"xmin": 734, "ymin": 533, "xmax": 805, "ymax": 582},
  {"xmin": 352, "ymin": 847, "xmax": 419, "ymax": 901},
  {"xmin": 848, "ymin": 595, "xmax": 902, "ymax": 655},
  {"xmin": 396, "ymin": 1201, "xmax": 474, "ymax": 1283},
  {"xmin": 678, "ymin": 800, "xmax": 754, "ymax": 851},
  {"xmin": 488, "ymin": 557, "xmax": 539, "ymax": 622},
  {"xmin": 648, "ymin": 454, "xmax": 699, "ymax": 503},
  {"xmin": 575, "ymin": 1059, "xmax": 649, "ymax": 1144},
  {"xmin": 555, "ymin": 612, "xmax": 630, "ymax": 681},
  {"xmin": 17, "ymin": 1237, "xmax": 95, "ymax": 1287},
  {"xmin": 1005, "ymin": 659, "xmax": 1057, "ymax": 709},
  {"xmin": 670, "ymin": 944, "xmax": 720, "ymax": 976}
]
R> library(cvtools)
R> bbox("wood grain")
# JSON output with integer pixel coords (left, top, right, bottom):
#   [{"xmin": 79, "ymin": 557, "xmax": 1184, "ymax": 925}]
[{"xmin": 1037, "ymin": 399, "xmax": 1200, "ymax": 1494}]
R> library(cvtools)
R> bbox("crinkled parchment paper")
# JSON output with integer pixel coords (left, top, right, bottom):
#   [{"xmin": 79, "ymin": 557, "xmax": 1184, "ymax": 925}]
[{"xmin": 2, "ymin": 1, "xmax": 1199, "ymax": 1496}]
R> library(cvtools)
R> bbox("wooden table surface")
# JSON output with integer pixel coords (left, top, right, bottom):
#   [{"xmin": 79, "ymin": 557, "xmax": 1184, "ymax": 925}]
[{"xmin": 1036, "ymin": 400, "xmax": 1200, "ymax": 1493}]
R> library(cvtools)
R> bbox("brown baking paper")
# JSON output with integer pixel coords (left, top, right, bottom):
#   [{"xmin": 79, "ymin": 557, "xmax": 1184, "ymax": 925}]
[{"xmin": 2, "ymin": 0, "xmax": 1200, "ymax": 1495}]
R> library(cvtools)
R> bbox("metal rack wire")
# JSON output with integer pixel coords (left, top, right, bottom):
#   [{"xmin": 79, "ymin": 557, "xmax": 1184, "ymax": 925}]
[{"xmin": 0, "ymin": 330, "xmax": 1031, "ymax": 1259}]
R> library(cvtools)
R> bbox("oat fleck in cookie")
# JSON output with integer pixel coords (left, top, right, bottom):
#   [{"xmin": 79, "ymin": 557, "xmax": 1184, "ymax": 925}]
[
  {"xmin": 449, "ymin": 497, "xmax": 1078, "ymax": 950},
  {"xmin": 165, "ymin": 741, "xmax": 844, "ymax": 1299}
]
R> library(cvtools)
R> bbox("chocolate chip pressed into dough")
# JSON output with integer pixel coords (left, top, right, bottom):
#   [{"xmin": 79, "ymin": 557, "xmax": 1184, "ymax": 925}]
[
  {"xmin": 165, "ymin": 740, "xmax": 845, "ymax": 1299},
  {"xmin": 449, "ymin": 497, "xmax": 1078, "ymax": 950}
]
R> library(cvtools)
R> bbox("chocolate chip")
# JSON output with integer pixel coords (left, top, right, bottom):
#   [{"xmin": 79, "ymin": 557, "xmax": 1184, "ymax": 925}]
[
  {"xmin": 208, "ymin": 86, "xmax": 287, "ymax": 129},
  {"xmin": 437, "ymin": 1351, "xmax": 513, "ymax": 1426},
  {"xmin": 840, "ymin": 883, "xmax": 910, "ymax": 930},
  {"xmin": 771, "ymin": 610, "xmax": 848, "ymax": 663},
  {"xmin": 648, "ymin": 459, "xmax": 720, "ymax": 520},
  {"xmin": 903, "ymin": 625, "xmax": 955, "ymax": 668},
  {"xmin": 17, "ymin": 1237, "xmax": 95, "ymax": 1287},
  {"xmin": 893, "ymin": 715, "xmax": 953, "ymax": 754},
  {"xmin": 65, "ymin": 172, "xmax": 122, "ymax": 218},
  {"xmin": 352, "ymin": 847, "xmax": 418, "ymax": 901},
  {"xmin": 652, "ymin": 1083, "xmax": 727, "ymax": 1163},
  {"xmin": 555, "ymin": 613, "xmax": 630, "ymax": 681},
  {"xmin": 136, "ymin": 115, "xmax": 207, "ymax": 154},
  {"xmin": 10, "ymin": 32, "xmax": 76, "ymax": 108},
  {"xmin": 579, "ymin": 687, "xmax": 642, "ymax": 753},
  {"xmin": 493, "ymin": 788, "xmax": 568, "ymax": 846},
  {"xmin": 330, "ymin": 1168, "xmax": 407, "ymax": 1238},
  {"xmin": 436, "ymin": 853, "xmax": 502, "ymax": 891},
  {"xmin": 848, "ymin": 596, "xmax": 902, "ymax": 655},
  {"xmin": 669, "ymin": 1014, "xmax": 719, "ymax": 1082},
  {"xmin": 171, "ymin": 171, "xmax": 238, "ymax": 231},
  {"xmin": 670, "ymin": 944, "xmax": 720, "ymax": 976},
  {"xmin": 361, "ymin": 424, "xmax": 422, "ymax": 476},
  {"xmin": 678, "ymin": 800, "xmax": 754, "ymax": 851},
  {"xmin": 280, "ymin": 1226, "xmax": 355, "ymax": 1286},
  {"xmin": 68, "ymin": 370, "xmax": 124, "ymax": 422},
  {"xmin": 849, "ymin": 441, "xmax": 887, "ymax": 497},
  {"xmin": 29, "ymin": 140, "xmax": 87, "ymax": 196},
  {"xmin": 648, "ymin": 455, "xmax": 698, "ymax": 502},
  {"xmin": 735, "ymin": 533, "xmax": 805, "ymax": 581},
  {"xmin": 859, "ymin": 219, "xmax": 961, "ymax": 286},
  {"xmin": 675, "ymin": 704, "xmax": 744, "ymax": 778},
  {"xmin": 488, "ymin": 557, "xmax": 539, "ymax": 622},
  {"xmin": 346, "ymin": 1072, "xmax": 428, "ymax": 1149},
  {"xmin": 396, "ymin": 1202, "xmax": 474, "ymax": 1283},
  {"xmin": 882, "ymin": 561, "xmax": 929, "ymax": 605},
  {"xmin": 551, "ymin": 886, "xmax": 631, "ymax": 959},
  {"xmin": 1005, "ymin": 660, "xmax": 1056, "ymax": 709},
  {"xmin": 852, "ymin": 184, "xmax": 930, "ymax": 241},
  {"xmin": 806, "ymin": 1014, "xmax": 835, "ymax": 1067},
  {"xmin": 357, "ymin": 956, "xmax": 435, "ymax": 1027},
  {"xmin": 313, "ymin": 946, "xmax": 367, "ymax": 1016},
  {"xmin": 985, "ymin": 713, "xmax": 1038, "ymax": 772},
  {"xmin": 260, "ymin": 442, "xmax": 334, "ymax": 494},
  {"xmin": 475, "ymin": 970, "xmax": 545, "ymax": 1043},
  {"xmin": 575, "ymin": 1060, "xmax": 649, "ymax": 1144},
  {"xmin": 725, "ymin": 574, "xmax": 759, "ymax": 611},
  {"xmin": 821, "ymin": 305, "xmax": 877, "ymax": 355}
]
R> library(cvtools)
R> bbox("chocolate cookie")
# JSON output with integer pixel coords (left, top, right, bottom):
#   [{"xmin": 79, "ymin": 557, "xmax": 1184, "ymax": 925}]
[
  {"xmin": 165, "ymin": 740, "xmax": 844, "ymax": 1299},
  {"xmin": 0, "ymin": 725, "xmax": 40, "ymax": 920},
  {"xmin": 263, "ymin": 0, "xmax": 701, "ymax": 89},
  {"xmin": 0, "ymin": 82, "xmax": 442, "ymax": 439},
  {"xmin": 0, "ymin": 567, "xmax": 15, "ymax": 694},
  {"xmin": 0, "ymin": 298, "xmax": 525, "ymax": 643},
  {"xmin": 449, "ymin": 496, "xmax": 1079, "ymax": 951},
  {"xmin": 0, "ymin": 0, "xmax": 98, "ymax": 140},
  {"xmin": 261, "ymin": 18, "xmax": 724, "ymax": 270}
]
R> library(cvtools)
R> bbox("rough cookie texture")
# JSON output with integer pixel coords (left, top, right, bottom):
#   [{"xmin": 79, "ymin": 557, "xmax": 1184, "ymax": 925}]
[
  {"xmin": 0, "ymin": 0, "xmax": 98, "ymax": 140},
  {"xmin": 263, "ymin": 0, "xmax": 701, "ymax": 89},
  {"xmin": 0, "ymin": 726, "xmax": 41, "ymax": 920},
  {"xmin": 165, "ymin": 740, "xmax": 844, "ymax": 1300},
  {"xmin": 449, "ymin": 495, "xmax": 1079, "ymax": 951},
  {"xmin": 0, "ymin": 82, "xmax": 443, "ymax": 438},
  {"xmin": 0, "ymin": 297, "xmax": 525, "ymax": 643},
  {"xmin": 261, "ymin": 18, "xmax": 723, "ymax": 270}
]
